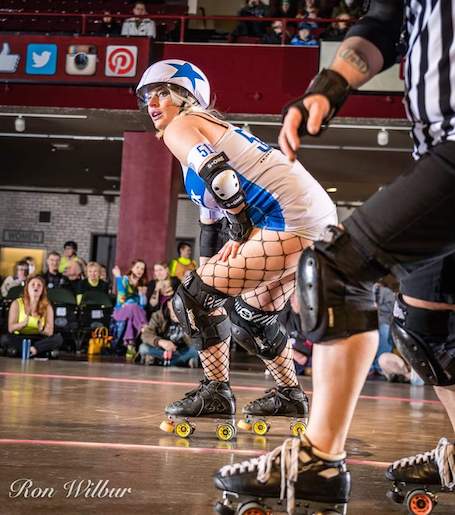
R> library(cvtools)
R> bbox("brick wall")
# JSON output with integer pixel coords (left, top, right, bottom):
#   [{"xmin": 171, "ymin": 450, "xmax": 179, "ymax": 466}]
[{"xmin": 0, "ymin": 191, "xmax": 200, "ymax": 265}]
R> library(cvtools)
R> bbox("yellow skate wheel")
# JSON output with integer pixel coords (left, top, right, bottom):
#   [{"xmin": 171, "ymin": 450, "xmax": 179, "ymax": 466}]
[
  {"xmin": 237, "ymin": 419, "xmax": 252, "ymax": 431},
  {"xmin": 175, "ymin": 421, "xmax": 193, "ymax": 438},
  {"xmin": 159, "ymin": 420, "xmax": 175, "ymax": 433},
  {"xmin": 252, "ymin": 420, "xmax": 269, "ymax": 436},
  {"xmin": 291, "ymin": 421, "xmax": 307, "ymax": 437},
  {"xmin": 216, "ymin": 423, "xmax": 236, "ymax": 441}
]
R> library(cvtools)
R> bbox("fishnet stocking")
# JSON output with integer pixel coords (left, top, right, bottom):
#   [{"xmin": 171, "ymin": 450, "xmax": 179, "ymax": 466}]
[
  {"xmin": 261, "ymin": 339, "xmax": 299, "ymax": 387},
  {"xmin": 199, "ymin": 229, "xmax": 310, "ymax": 300},
  {"xmin": 199, "ymin": 336, "xmax": 230, "ymax": 382},
  {"xmin": 196, "ymin": 228, "xmax": 311, "ymax": 385}
]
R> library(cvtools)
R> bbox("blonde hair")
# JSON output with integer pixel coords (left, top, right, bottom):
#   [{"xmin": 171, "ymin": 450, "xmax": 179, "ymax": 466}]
[
  {"xmin": 86, "ymin": 261, "xmax": 101, "ymax": 272},
  {"xmin": 155, "ymin": 84, "xmax": 222, "ymax": 139}
]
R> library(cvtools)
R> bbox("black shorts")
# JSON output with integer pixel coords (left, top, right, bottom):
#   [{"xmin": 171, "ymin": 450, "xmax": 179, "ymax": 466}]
[
  {"xmin": 344, "ymin": 140, "xmax": 455, "ymax": 282},
  {"xmin": 400, "ymin": 253, "xmax": 455, "ymax": 303}
]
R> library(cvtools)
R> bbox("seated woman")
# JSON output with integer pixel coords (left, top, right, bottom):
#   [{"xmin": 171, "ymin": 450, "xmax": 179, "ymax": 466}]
[
  {"xmin": 112, "ymin": 260, "xmax": 148, "ymax": 358},
  {"xmin": 1, "ymin": 260, "xmax": 28, "ymax": 298},
  {"xmin": 139, "ymin": 299, "xmax": 199, "ymax": 367},
  {"xmin": 147, "ymin": 261, "xmax": 180, "ymax": 315},
  {"xmin": 0, "ymin": 274, "xmax": 63, "ymax": 358}
]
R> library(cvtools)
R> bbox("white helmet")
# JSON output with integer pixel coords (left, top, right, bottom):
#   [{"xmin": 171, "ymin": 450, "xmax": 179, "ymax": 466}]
[{"xmin": 136, "ymin": 59, "xmax": 211, "ymax": 109}]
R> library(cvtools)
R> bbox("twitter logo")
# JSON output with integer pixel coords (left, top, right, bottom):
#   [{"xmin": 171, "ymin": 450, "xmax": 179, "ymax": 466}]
[{"xmin": 26, "ymin": 44, "xmax": 57, "ymax": 75}]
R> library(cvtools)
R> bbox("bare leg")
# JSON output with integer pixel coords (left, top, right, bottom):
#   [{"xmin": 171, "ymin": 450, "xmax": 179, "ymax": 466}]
[
  {"xmin": 434, "ymin": 385, "xmax": 455, "ymax": 433},
  {"xmin": 306, "ymin": 331, "xmax": 378, "ymax": 454}
]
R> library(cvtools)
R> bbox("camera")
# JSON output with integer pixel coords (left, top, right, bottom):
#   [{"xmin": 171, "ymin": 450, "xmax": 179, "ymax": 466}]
[{"xmin": 65, "ymin": 45, "xmax": 97, "ymax": 76}]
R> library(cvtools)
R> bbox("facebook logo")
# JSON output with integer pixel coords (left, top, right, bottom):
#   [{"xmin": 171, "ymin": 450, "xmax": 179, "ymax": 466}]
[{"xmin": 26, "ymin": 44, "xmax": 57, "ymax": 75}]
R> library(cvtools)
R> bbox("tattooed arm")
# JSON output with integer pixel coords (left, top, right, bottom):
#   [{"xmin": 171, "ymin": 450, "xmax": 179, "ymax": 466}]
[{"xmin": 279, "ymin": 0, "xmax": 404, "ymax": 159}]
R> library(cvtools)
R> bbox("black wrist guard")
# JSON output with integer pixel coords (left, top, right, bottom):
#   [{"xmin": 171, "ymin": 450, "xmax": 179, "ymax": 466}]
[
  {"xmin": 226, "ymin": 209, "xmax": 253, "ymax": 243},
  {"xmin": 282, "ymin": 69, "xmax": 350, "ymax": 136}
]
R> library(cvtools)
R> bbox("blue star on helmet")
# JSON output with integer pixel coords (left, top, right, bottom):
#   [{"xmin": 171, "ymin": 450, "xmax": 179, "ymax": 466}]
[{"xmin": 168, "ymin": 62, "xmax": 204, "ymax": 90}]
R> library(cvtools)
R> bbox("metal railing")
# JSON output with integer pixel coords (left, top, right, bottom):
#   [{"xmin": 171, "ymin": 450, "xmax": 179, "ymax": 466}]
[{"xmin": 0, "ymin": 11, "xmax": 354, "ymax": 45}]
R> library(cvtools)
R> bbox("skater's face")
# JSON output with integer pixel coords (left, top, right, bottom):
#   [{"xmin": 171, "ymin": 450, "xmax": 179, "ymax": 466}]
[{"xmin": 146, "ymin": 86, "xmax": 180, "ymax": 131}]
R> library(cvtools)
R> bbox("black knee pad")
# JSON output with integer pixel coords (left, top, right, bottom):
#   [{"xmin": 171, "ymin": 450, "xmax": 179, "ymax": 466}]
[
  {"xmin": 229, "ymin": 298, "xmax": 287, "ymax": 359},
  {"xmin": 296, "ymin": 226, "xmax": 385, "ymax": 342},
  {"xmin": 172, "ymin": 272, "xmax": 231, "ymax": 351},
  {"xmin": 392, "ymin": 295, "xmax": 455, "ymax": 386}
]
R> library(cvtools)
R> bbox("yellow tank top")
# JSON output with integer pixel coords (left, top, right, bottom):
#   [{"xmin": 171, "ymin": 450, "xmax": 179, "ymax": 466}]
[{"xmin": 14, "ymin": 297, "xmax": 45, "ymax": 335}]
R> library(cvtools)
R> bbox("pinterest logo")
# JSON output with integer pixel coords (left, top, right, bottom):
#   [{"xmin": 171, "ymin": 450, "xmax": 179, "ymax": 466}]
[{"xmin": 105, "ymin": 45, "xmax": 138, "ymax": 77}]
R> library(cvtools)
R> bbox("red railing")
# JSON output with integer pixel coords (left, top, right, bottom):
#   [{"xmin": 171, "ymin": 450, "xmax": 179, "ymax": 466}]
[{"xmin": 0, "ymin": 12, "xmax": 354, "ymax": 45}]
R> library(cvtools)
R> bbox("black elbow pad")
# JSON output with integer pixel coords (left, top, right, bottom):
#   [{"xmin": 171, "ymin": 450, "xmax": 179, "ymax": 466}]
[
  {"xmin": 346, "ymin": 0, "xmax": 405, "ymax": 71},
  {"xmin": 199, "ymin": 152, "xmax": 246, "ymax": 210}
]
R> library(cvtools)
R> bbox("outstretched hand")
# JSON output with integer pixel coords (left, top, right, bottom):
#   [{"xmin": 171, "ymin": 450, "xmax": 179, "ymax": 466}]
[{"xmin": 278, "ymin": 95, "xmax": 330, "ymax": 161}]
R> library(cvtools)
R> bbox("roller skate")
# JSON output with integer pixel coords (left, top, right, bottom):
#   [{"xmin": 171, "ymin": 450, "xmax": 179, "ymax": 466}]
[
  {"xmin": 386, "ymin": 437, "xmax": 455, "ymax": 514},
  {"xmin": 237, "ymin": 386, "xmax": 309, "ymax": 437},
  {"xmin": 160, "ymin": 379, "xmax": 237, "ymax": 441},
  {"xmin": 214, "ymin": 434, "xmax": 350, "ymax": 514}
]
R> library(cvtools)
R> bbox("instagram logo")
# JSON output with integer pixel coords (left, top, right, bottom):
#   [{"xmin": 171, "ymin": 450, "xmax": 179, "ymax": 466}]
[{"xmin": 105, "ymin": 46, "xmax": 137, "ymax": 77}]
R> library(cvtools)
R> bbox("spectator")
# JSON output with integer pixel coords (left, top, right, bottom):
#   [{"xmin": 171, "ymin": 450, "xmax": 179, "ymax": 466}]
[
  {"xmin": 378, "ymin": 351, "xmax": 411, "ymax": 383},
  {"xmin": 332, "ymin": 0, "xmax": 363, "ymax": 18},
  {"xmin": 290, "ymin": 21, "xmax": 320, "ymax": 45},
  {"xmin": 231, "ymin": 0, "xmax": 269, "ymax": 39},
  {"xmin": 302, "ymin": 0, "xmax": 320, "ymax": 19},
  {"xmin": 169, "ymin": 242, "xmax": 197, "ymax": 280},
  {"xmin": 99, "ymin": 264, "xmax": 108, "ymax": 282},
  {"xmin": 0, "ymin": 275, "xmax": 63, "ymax": 358},
  {"xmin": 23, "ymin": 256, "xmax": 36, "ymax": 275},
  {"xmin": 121, "ymin": 1, "xmax": 156, "ymax": 38},
  {"xmin": 41, "ymin": 251, "xmax": 68, "ymax": 290},
  {"xmin": 262, "ymin": 20, "xmax": 291, "ymax": 44},
  {"xmin": 99, "ymin": 10, "xmax": 121, "ymax": 36},
  {"xmin": 270, "ymin": 0, "xmax": 297, "ymax": 18},
  {"xmin": 1, "ymin": 260, "xmax": 28, "ymax": 298},
  {"xmin": 64, "ymin": 260, "xmax": 83, "ymax": 296},
  {"xmin": 112, "ymin": 260, "xmax": 148, "ymax": 359},
  {"xmin": 139, "ymin": 299, "xmax": 199, "ymax": 367},
  {"xmin": 320, "ymin": 12, "xmax": 351, "ymax": 41},
  {"xmin": 78, "ymin": 261, "xmax": 109, "ymax": 296},
  {"xmin": 280, "ymin": 294, "xmax": 313, "ymax": 375},
  {"xmin": 371, "ymin": 279, "xmax": 397, "ymax": 375},
  {"xmin": 58, "ymin": 240, "xmax": 84, "ymax": 274},
  {"xmin": 147, "ymin": 262, "xmax": 180, "ymax": 314}
]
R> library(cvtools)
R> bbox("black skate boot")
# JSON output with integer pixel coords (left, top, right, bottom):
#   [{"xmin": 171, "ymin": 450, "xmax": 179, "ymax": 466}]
[
  {"xmin": 386, "ymin": 437, "xmax": 455, "ymax": 512},
  {"xmin": 238, "ymin": 386, "xmax": 309, "ymax": 437},
  {"xmin": 214, "ymin": 434, "xmax": 350, "ymax": 515},
  {"xmin": 160, "ymin": 380, "xmax": 237, "ymax": 441},
  {"xmin": 165, "ymin": 379, "xmax": 236, "ymax": 417}
]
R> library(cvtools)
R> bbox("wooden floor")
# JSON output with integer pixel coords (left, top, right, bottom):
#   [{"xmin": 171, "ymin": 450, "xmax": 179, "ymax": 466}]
[{"xmin": 0, "ymin": 358, "xmax": 454, "ymax": 515}]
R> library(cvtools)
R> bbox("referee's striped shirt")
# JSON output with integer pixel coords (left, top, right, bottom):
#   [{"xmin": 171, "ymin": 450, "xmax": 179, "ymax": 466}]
[{"xmin": 405, "ymin": 0, "xmax": 455, "ymax": 159}]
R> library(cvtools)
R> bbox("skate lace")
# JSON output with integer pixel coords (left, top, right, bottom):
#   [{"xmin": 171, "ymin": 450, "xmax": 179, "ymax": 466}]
[
  {"xmin": 219, "ymin": 437, "xmax": 301, "ymax": 515},
  {"xmin": 392, "ymin": 437, "xmax": 455, "ymax": 489},
  {"xmin": 181, "ymin": 380, "xmax": 207, "ymax": 400}
]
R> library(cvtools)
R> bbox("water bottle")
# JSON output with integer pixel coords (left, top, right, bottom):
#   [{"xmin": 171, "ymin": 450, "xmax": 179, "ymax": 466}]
[{"xmin": 21, "ymin": 338, "xmax": 31, "ymax": 360}]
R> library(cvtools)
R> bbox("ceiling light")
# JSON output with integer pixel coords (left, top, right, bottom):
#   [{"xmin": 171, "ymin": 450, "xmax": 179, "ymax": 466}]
[
  {"xmin": 51, "ymin": 143, "xmax": 72, "ymax": 151},
  {"xmin": 326, "ymin": 187, "xmax": 337, "ymax": 193},
  {"xmin": 14, "ymin": 116, "xmax": 25, "ymax": 132},
  {"xmin": 377, "ymin": 129, "xmax": 389, "ymax": 146}
]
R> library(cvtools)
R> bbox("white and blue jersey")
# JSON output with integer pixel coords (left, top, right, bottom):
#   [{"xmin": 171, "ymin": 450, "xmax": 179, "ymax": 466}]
[{"xmin": 182, "ymin": 115, "xmax": 337, "ymax": 240}]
